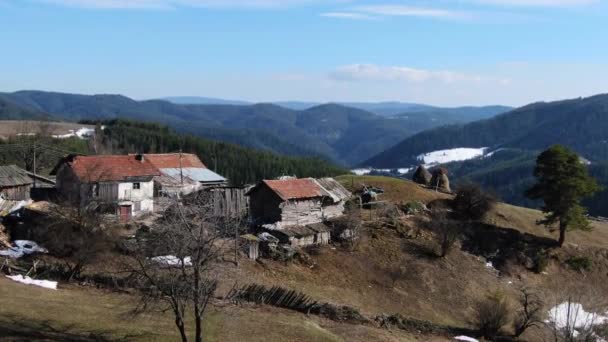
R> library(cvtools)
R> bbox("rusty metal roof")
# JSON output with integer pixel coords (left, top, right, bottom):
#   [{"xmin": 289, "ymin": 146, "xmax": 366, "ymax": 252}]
[
  {"xmin": 0, "ymin": 165, "xmax": 33, "ymax": 187},
  {"xmin": 261, "ymin": 178, "xmax": 325, "ymax": 201},
  {"xmin": 139, "ymin": 153, "xmax": 207, "ymax": 169},
  {"xmin": 61, "ymin": 155, "xmax": 160, "ymax": 182}
]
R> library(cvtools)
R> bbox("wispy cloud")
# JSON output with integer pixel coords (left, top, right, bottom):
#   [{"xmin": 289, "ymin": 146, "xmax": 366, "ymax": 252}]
[
  {"xmin": 35, "ymin": 0, "xmax": 331, "ymax": 9},
  {"xmin": 471, "ymin": 0, "xmax": 598, "ymax": 6},
  {"xmin": 328, "ymin": 64, "xmax": 481, "ymax": 83},
  {"xmin": 320, "ymin": 12, "xmax": 377, "ymax": 20},
  {"xmin": 352, "ymin": 5, "xmax": 472, "ymax": 20}
]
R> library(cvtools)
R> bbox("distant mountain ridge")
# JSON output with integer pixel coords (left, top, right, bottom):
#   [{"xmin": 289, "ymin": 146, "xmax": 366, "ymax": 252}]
[
  {"xmin": 0, "ymin": 90, "xmax": 509, "ymax": 166},
  {"xmin": 364, "ymin": 94, "xmax": 608, "ymax": 168},
  {"xmin": 161, "ymin": 96, "xmax": 512, "ymax": 117}
]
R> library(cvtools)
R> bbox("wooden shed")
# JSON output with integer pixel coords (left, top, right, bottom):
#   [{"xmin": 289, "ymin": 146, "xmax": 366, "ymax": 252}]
[
  {"xmin": 0, "ymin": 165, "xmax": 33, "ymax": 201},
  {"xmin": 246, "ymin": 177, "xmax": 350, "ymax": 247}
]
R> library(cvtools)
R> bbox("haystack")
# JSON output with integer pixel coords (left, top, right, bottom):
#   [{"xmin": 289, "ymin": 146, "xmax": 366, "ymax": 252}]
[
  {"xmin": 430, "ymin": 168, "xmax": 451, "ymax": 193},
  {"xmin": 412, "ymin": 165, "xmax": 432, "ymax": 186}
]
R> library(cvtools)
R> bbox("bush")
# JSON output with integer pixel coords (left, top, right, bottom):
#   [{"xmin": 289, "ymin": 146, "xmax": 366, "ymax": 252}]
[
  {"xmin": 565, "ymin": 256, "xmax": 592, "ymax": 272},
  {"xmin": 453, "ymin": 183, "xmax": 497, "ymax": 221},
  {"xmin": 402, "ymin": 201, "xmax": 426, "ymax": 215},
  {"xmin": 474, "ymin": 290, "xmax": 511, "ymax": 338},
  {"xmin": 428, "ymin": 209, "xmax": 460, "ymax": 257},
  {"xmin": 533, "ymin": 251, "xmax": 549, "ymax": 273}
]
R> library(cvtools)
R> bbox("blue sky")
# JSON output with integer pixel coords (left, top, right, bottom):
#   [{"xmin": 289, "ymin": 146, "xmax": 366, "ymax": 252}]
[{"xmin": 1, "ymin": 0, "xmax": 607, "ymax": 106}]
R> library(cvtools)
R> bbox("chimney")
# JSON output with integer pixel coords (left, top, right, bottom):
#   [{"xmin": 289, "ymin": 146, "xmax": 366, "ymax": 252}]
[{"xmin": 136, "ymin": 154, "xmax": 145, "ymax": 162}]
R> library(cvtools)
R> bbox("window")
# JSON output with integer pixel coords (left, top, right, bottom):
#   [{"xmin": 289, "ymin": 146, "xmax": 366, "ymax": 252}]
[
  {"xmin": 133, "ymin": 182, "xmax": 141, "ymax": 190},
  {"xmin": 133, "ymin": 201, "xmax": 141, "ymax": 212}
]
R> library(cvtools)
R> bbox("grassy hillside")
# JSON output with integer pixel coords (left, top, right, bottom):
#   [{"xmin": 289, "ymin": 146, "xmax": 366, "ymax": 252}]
[{"xmin": 3, "ymin": 176, "xmax": 608, "ymax": 341}]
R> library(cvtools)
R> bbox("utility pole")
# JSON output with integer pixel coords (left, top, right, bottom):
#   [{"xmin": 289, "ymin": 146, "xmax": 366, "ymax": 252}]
[
  {"xmin": 179, "ymin": 149, "xmax": 184, "ymax": 187},
  {"xmin": 32, "ymin": 141, "xmax": 37, "ymax": 188}
]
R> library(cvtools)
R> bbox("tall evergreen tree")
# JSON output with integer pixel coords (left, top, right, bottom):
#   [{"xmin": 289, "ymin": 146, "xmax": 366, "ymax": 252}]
[{"xmin": 526, "ymin": 145, "xmax": 600, "ymax": 246}]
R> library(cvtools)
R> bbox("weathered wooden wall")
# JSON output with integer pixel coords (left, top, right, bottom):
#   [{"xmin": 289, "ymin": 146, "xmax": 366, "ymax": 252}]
[
  {"xmin": 209, "ymin": 187, "xmax": 248, "ymax": 218},
  {"xmin": 0, "ymin": 185, "xmax": 31, "ymax": 201},
  {"xmin": 280, "ymin": 199, "xmax": 324, "ymax": 227},
  {"xmin": 322, "ymin": 202, "xmax": 346, "ymax": 221}
]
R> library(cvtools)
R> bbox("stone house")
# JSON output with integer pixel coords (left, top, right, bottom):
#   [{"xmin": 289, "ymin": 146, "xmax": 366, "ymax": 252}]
[{"xmin": 52, "ymin": 154, "xmax": 159, "ymax": 221}]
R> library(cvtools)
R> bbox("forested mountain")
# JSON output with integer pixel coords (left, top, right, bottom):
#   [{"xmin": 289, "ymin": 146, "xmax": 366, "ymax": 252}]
[
  {"xmin": 0, "ymin": 119, "xmax": 347, "ymax": 185},
  {"xmin": 365, "ymin": 94, "xmax": 608, "ymax": 168},
  {"xmin": 0, "ymin": 95, "xmax": 50, "ymax": 120},
  {"xmin": 361, "ymin": 94, "xmax": 608, "ymax": 216},
  {"xmin": 98, "ymin": 120, "xmax": 348, "ymax": 185},
  {"xmin": 0, "ymin": 90, "xmax": 505, "ymax": 166},
  {"xmin": 163, "ymin": 96, "xmax": 511, "ymax": 118}
]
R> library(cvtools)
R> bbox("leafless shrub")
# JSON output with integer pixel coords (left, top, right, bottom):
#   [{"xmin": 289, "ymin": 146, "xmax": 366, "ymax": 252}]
[
  {"xmin": 474, "ymin": 290, "xmax": 511, "ymax": 339},
  {"xmin": 331, "ymin": 207, "xmax": 364, "ymax": 251},
  {"xmin": 37, "ymin": 201, "xmax": 119, "ymax": 280},
  {"xmin": 428, "ymin": 209, "xmax": 460, "ymax": 258},
  {"xmin": 453, "ymin": 182, "xmax": 498, "ymax": 221},
  {"xmin": 127, "ymin": 193, "xmax": 237, "ymax": 342},
  {"xmin": 513, "ymin": 288, "xmax": 545, "ymax": 338}
]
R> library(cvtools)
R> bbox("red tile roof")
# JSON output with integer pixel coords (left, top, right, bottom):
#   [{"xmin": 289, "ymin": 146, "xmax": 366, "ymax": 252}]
[
  {"xmin": 66, "ymin": 155, "xmax": 160, "ymax": 182},
  {"xmin": 139, "ymin": 153, "xmax": 207, "ymax": 169},
  {"xmin": 262, "ymin": 178, "xmax": 324, "ymax": 201}
]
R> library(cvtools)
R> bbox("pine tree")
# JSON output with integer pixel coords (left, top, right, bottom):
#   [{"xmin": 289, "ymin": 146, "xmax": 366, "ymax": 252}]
[{"xmin": 526, "ymin": 145, "xmax": 600, "ymax": 246}]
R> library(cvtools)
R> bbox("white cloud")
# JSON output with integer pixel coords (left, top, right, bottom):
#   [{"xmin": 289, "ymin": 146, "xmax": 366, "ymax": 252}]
[
  {"xmin": 352, "ymin": 5, "xmax": 471, "ymax": 20},
  {"xmin": 320, "ymin": 12, "xmax": 376, "ymax": 20},
  {"xmin": 471, "ymin": 0, "xmax": 598, "ymax": 6},
  {"xmin": 329, "ymin": 64, "xmax": 479, "ymax": 83},
  {"xmin": 36, "ymin": 0, "xmax": 330, "ymax": 9}
]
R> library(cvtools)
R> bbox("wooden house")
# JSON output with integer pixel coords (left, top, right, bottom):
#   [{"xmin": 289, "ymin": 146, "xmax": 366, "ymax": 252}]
[
  {"xmin": 246, "ymin": 177, "xmax": 351, "ymax": 247},
  {"xmin": 0, "ymin": 165, "xmax": 33, "ymax": 201},
  {"xmin": 52, "ymin": 154, "xmax": 159, "ymax": 221}
]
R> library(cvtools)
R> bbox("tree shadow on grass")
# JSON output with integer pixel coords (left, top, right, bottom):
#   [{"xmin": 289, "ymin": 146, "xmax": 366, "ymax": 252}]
[
  {"xmin": 0, "ymin": 313, "xmax": 151, "ymax": 342},
  {"xmin": 401, "ymin": 240, "xmax": 440, "ymax": 260}
]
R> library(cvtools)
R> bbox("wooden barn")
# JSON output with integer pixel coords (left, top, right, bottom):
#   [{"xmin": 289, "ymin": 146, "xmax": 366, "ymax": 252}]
[
  {"xmin": 246, "ymin": 177, "xmax": 351, "ymax": 247},
  {"xmin": 0, "ymin": 165, "xmax": 33, "ymax": 201}
]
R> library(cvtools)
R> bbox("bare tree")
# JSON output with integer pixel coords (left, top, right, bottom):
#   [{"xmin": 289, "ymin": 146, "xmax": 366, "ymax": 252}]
[
  {"xmin": 128, "ymin": 193, "xmax": 236, "ymax": 342},
  {"xmin": 38, "ymin": 199, "xmax": 117, "ymax": 280},
  {"xmin": 428, "ymin": 209, "xmax": 460, "ymax": 258},
  {"xmin": 514, "ymin": 288, "xmax": 545, "ymax": 338}
]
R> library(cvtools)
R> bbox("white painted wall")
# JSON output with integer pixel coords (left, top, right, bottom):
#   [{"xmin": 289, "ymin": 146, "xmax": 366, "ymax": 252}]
[{"xmin": 117, "ymin": 180, "xmax": 154, "ymax": 213}]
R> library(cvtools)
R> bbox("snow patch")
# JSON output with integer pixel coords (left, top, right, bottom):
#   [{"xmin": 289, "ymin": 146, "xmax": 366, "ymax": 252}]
[
  {"xmin": 5, "ymin": 275, "xmax": 57, "ymax": 290},
  {"xmin": 547, "ymin": 302, "xmax": 608, "ymax": 330},
  {"xmin": 351, "ymin": 168, "xmax": 410, "ymax": 176},
  {"xmin": 53, "ymin": 127, "xmax": 95, "ymax": 139},
  {"xmin": 417, "ymin": 147, "xmax": 487, "ymax": 166},
  {"xmin": 454, "ymin": 336, "xmax": 478, "ymax": 342},
  {"xmin": 151, "ymin": 255, "xmax": 193, "ymax": 267}
]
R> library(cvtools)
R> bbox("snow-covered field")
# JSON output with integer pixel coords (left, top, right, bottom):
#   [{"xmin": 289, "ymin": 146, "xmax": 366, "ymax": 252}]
[
  {"xmin": 417, "ymin": 147, "xmax": 487, "ymax": 166},
  {"xmin": 53, "ymin": 127, "xmax": 96, "ymax": 139},
  {"xmin": 351, "ymin": 168, "xmax": 411, "ymax": 176}
]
